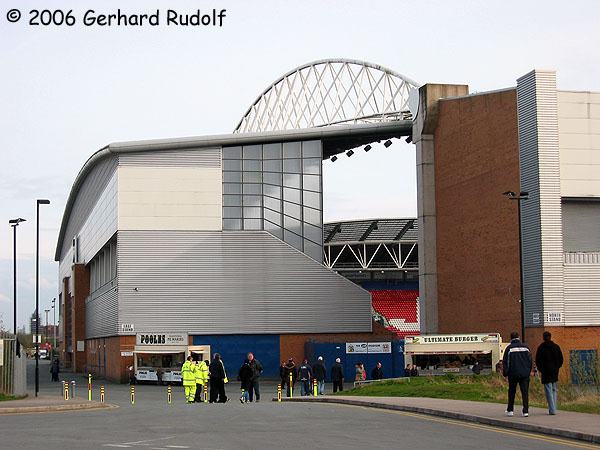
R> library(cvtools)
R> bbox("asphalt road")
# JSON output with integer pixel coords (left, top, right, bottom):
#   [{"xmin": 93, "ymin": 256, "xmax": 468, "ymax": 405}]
[{"xmin": 2, "ymin": 360, "xmax": 594, "ymax": 450}]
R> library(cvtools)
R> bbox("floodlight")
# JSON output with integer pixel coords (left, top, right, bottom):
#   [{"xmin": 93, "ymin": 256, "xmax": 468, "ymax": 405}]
[
  {"xmin": 384, "ymin": 140, "xmax": 392, "ymax": 148},
  {"xmin": 364, "ymin": 145, "xmax": 372, "ymax": 152},
  {"xmin": 331, "ymin": 155, "xmax": 338, "ymax": 162},
  {"xmin": 346, "ymin": 150, "xmax": 354, "ymax": 157}
]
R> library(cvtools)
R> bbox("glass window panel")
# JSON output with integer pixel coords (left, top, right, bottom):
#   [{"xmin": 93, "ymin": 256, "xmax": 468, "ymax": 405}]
[
  {"xmin": 223, "ymin": 171, "xmax": 242, "ymax": 183},
  {"xmin": 302, "ymin": 140, "xmax": 321, "ymax": 158},
  {"xmin": 263, "ymin": 172, "xmax": 282, "ymax": 186},
  {"xmin": 243, "ymin": 145, "xmax": 262, "ymax": 159},
  {"xmin": 283, "ymin": 173, "xmax": 301, "ymax": 189},
  {"xmin": 223, "ymin": 195, "xmax": 241, "ymax": 206},
  {"xmin": 263, "ymin": 184, "xmax": 281, "ymax": 199},
  {"xmin": 223, "ymin": 207, "xmax": 242, "ymax": 218},
  {"xmin": 263, "ymin": 143, "xmax": 282, "ymax": 160},
  {"xmin": 243, "ymin": 207, "xmax": 262, "ymax": 219},
  {"xmin": 223, "ymin": 219, "xmax": 242, "ymax": 230},
  {"xmin": 263, "ymin": 159, "xmax": 282, "ymax": 172},
  {"xmin": 264, "ymin": 208, "xmax": 282, "ymax": 225},
  {"xmin": 283, "ymin": 201, "xmax": 301, "ymax": 219},
  {"xmin": 283, "ymin": 187, "xmax": 301, "ymax": 204},
  {"xmin": 243, "ymin": 183, "xmax": 262, "ymax": 195},
  {"xmin": 283, "ymin": 141, "xmax": 301, "ymax": 158},
  {"xmin": 244, "ymin": 218, "xmax": 262, "ymax": 230},
  {"xmin": 223, "ymin": 183, "xmax": 242, "ymax": 194},
  {"xmin": 222, "ymin": 146, "xmax": 242, "ymax": 159},
  {"xmin": 264, "ymin": 196, "xmax": 281, "ymax": 212},
  {"xmin": 302, "ymin": 158, "xmax": 321, "ymax": 175},
  {"xmin": 243, "ymin": 159, "xmax": 262, "ymax": 171},
  {"xmin": 304, "ymin": 239, "xmax": 323, "ymax": 262},
  {"xmin": 284, "ymin": 230, "xmax": 303, "ymax": 251},
  {"xmin": 303, "ymin": 206, "xmax": 322, "ymax": 226},
  {"xmin": 304, "ymin": 222, "xmax": 323, "ymax": 244},
  {"xmin": 284, "ymin": 215, "xmax": 302, "ymax": 235},
  {"xmin": 243, "ymin": 195, "xmax": 261, "ymax": 208},
  {"xmin": 243, "ymin": 172, "xmax": 262, "ymax": 183},
  {"xmin": 264, "ymin": 220, "xmax": 283, "ymax": 239},
  {"xmin": 223, "ymin": 159, "xmax": 242, "ymax": 171},
  {"xmin": 283, "ymin": 158, "xmax": 301, "ymax": 173},
  {"xmin": 303, "ymin": 174, "xmax": 321, "ymax": 192},
  {"xmin": 303, "ymin": 191, "xmax": 321, "ymax": 210}
]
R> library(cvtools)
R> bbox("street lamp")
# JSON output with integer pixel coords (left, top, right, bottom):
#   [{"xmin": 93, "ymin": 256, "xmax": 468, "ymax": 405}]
[
  {"xmin": 44, "ymin": 309, "xmax": 50, "ymax": 343},
  {"xmin": 51, "ymin": 298, "xmax": 56, "ymax": 352},
  {"xmin": 9, "ymin": 218, "xmax": 26, "ymax": 340},
  {"xmin": 503, "ymin": 191, "xmax": 529, "ymax": 343},
  {"xmin": 35, "ymin": 199, "xmax": 50, "ymax": 397}
]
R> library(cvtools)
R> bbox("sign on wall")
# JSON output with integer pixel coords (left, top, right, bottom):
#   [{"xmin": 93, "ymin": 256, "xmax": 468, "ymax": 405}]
[
  {"xmin": 405, "ymin": 334, "xmax": 500, "ymax": 345},
  {"xmin": 136, "ymin": 334, "xmax": 187, "ymax": 346},
  {"xmin": 346, "ymin": 342, "xmax": 391, "ymax": 354},
  {"xmin": 121, "ymin": 323, "xmax": 135, "ymax": 332},
  {"xmin": 545, "ymin": 312, "xmax": 563, "ymax": 323}
]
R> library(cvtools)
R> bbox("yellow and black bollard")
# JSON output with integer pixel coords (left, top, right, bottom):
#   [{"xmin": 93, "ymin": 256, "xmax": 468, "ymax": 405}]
[
  {"xmin": 240, "ymin": 388, "xmax": 245, "ymax": 403},
  {"xmin": 313, "ymin": 378, "xmax": 318, "ymax": 396},
  {"xmin": 88, "ymin": 373, "xmax": 93, "ymax": 401},
  {"xmin": 288, "ymin": 372, "xmax": 293, "ymax": 398},
  {"xmin": 130, "ymin": 385, "xmax": 135, "ymax": 405},
  {"xmin": 277, "ymin": 384, "xmax": 282, "ymax": 402},
  {"xmin": 167, "ymin": 385, "xmax": 172, "ymax": 405},
  {"xmin": 63, "ymin": 381, "xmax": 70, "ymax": 401},
  {"xmin": 100, "ymin": 385, "xmax": 105, "ymax": 403},
  {"xmin": 203, "ymin": 383, "xmax": 208, "ymax": 403}
]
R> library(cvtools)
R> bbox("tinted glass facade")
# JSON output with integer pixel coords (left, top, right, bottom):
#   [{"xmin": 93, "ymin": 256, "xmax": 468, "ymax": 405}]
[{"xmin": 222, "ymin": 140, "xmax": 323, "ymax": 262}]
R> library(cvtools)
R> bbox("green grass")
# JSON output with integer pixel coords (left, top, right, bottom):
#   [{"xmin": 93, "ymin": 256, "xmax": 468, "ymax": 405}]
[
  {"xmin": 0, "ymin": 393, "xmax": 19, "ymax": 402},
  {"xmin": 339, "ymin": 374, "xmax": 600, "ymax": 414}
]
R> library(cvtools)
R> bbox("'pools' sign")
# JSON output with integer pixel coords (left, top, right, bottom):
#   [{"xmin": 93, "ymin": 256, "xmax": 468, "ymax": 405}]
[{"xmin": 136, "ymin": 333, "xmax": 187, "ymax": 346}]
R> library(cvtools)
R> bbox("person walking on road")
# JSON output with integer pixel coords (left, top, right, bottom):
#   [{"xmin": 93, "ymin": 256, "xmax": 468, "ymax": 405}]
[
  {"xmin": 282, "ymin": 358, "xmax": 297, "ymax": 397},
  {"xmin": 298, "ymin": 359, "xmax": 312, "ymax": 396},
  {"xmin": 194, "ymin": 358, "xmax": 209, "ymax": 402},
  {"xmin": 181, "ymin": 355, "xmax": 197, "ymax": 404},
  {"xmin": 50, "ymin": 358, "xmax": 60, "ymax": 382},
  {"xmin": 238, "ymin": 359, "xmax": 253, "ymax": 403},
  {"xmin": 313, "ymin": 356, "xmax": 326, "ymax": 395},
  {"xmin": 331, "ymin": 357, "xmax": 344, "ymax": 393},
  {"xmin": 371, "ymin": 362, "xmax": 384, "ymax": 380},
  {"xmin": 535, "ymin": 331, "xmax": 564, "ymax": 415},
  {"xmin": 209, "ymin": 353, "xmax": 228, "ymax": 403},
  {"xmin": 246, "ymin": 352, "xmax": 263, "ymax": 402},
  {"xmin": 502, "ymin": 331, "xmax": 533, "ymax": 417}
]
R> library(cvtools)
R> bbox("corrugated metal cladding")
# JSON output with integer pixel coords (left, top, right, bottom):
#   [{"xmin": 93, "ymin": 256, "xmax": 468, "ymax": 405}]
[
  {"xmin": 86, "ymin": 280, "xmax": 119, "ymax": 338},
  {"xmin": 517, "ymin": 70, "xmax": 564, "ymax": 326},
  {"xmin": 117, "ymin": 230, "xmax": 371, "ymax": 335},
  {"xmin": 118, "ymin": 147, "xmax": 221, "ymax": 168},
  {"xmin": 59, "ymin": 156, "xmax": 118, "ymax": 260},
  {"xmin": 564, "ymin": 264, "xmax": 600, "ymax": 325}
]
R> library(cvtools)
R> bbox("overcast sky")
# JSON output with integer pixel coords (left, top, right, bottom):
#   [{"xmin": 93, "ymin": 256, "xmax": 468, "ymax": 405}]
[{"xmin": 1, "ymin": 0, "xmax": 599, "ymax": 329}]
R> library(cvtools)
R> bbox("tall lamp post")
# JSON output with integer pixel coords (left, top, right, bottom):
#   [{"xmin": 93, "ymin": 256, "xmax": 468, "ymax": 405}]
[
  {"xmin": 51, "ymin": 298, "xmax": 56, "ymax": 352},
  {"xmin": 35, "ymin": 199, "xmax": 50, "ymax": 397},
  {"xmin": 503, "ymin": 191, "xmax": 529, "ymax": 343},
  {"xmin": 44, "ymin": 309, "xmax": 50, "ymax": 343},
  {"xmin": 9, "ymin": 218, "xmax": 26, "ymax": 340}
]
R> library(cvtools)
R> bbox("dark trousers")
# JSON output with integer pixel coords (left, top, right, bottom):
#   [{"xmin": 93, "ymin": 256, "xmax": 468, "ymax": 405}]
[
  {"xmin": 248, "ymin": 379, "xmax": 260, "ymax": 401},
  {"xmin": 210, "ymin": 378, "xmax": 227, "ymax": 403},
  {"xmin": 194, "ymin": 383, "xmax": 204, "ymax": 402},
  {"xmin": 507, "ymin": 377, "xmax": 530, "ymax": 413},
  {"xmin": 51, "ymin": 372, "xmax": 59, "ymax": 382},
  {"xmin": 283, "ymin": 380, "xmax": 294, "ymax": 397},
  {"xmin": 333, "ymin": 379, "xmax": 343, "ymax": 393}
]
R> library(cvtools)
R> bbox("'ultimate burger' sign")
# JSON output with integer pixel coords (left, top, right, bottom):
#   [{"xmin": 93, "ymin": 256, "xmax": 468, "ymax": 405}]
[{"xmin": 405, "ymin": 334, "xmax": 499, "ymax": 345}]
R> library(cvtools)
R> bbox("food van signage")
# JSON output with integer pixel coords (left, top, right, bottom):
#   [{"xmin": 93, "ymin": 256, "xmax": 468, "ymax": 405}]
[
  {"xmin": 405, "ymin": 334, "xmax": 499, "ymax": 345},
  {"xmin": 136, "ymin": 333, "xmax": 187, "ymax": 346}
]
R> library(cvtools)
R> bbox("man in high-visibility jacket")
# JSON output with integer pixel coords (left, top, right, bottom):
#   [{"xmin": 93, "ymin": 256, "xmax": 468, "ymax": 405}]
[
  {"xmin": 194, "ymin": 359, "xmax": 209, "ymax": 402},
  {"xmin": 181, "ymin": 356, "xmax": 197, "ymax": 403}
]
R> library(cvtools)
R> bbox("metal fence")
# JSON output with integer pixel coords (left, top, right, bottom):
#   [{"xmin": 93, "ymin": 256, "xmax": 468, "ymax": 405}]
[{"xmin": 0, "ymin": 337, "xmax": 27, "ymax": 396}]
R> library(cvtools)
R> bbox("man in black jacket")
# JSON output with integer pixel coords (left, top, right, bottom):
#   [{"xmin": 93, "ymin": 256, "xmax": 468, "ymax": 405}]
[
  {"xmin": 371, "ymin": 362, "xmax": 384, "ymax": 380},
  {"xmin": 246, "ymin": 352, "xmax": 263, "ymax": 402},
  {"xmin": 331, "ymin": 358, "xmax": 344, "ymax": 393},
  {"xmin": 535, "ymin": 331, "xmax": 563, "ymax": 415},
  {"xmin": 313, "ymin": 356, "xmax": 326, "ymax": 395},
  {"xmin": 502, "ymin": 332, "xmax": 533, "ymax": 417}
]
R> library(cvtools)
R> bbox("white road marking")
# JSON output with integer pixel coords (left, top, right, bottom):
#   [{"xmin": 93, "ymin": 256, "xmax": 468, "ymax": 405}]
[
  {"xmin": 166, "ymin": 447, "xmax": 190, "ymax": 449},
  {"xmin": 103, "ymin": 445, "xmax": 132, "ymax": 448},
  {"xmin": 123, "ymin": 436, "xmax": 176, "ymax": 445}
]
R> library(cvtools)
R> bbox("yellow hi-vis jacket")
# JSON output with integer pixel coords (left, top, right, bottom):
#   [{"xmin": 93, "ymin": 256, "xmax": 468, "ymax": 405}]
[
  {"xmin": 181, "ymin": 360, "xmax": 197, "ymax": 387},
  {"xmin": 195, "ymin": 361, "xmax": 209, "ymax": 385}
]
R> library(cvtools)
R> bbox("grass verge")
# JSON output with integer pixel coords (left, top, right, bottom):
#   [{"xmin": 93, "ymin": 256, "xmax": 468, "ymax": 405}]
[{"xmin": 339, "ymin": 374, "xmax": 600, "ymax": 414}]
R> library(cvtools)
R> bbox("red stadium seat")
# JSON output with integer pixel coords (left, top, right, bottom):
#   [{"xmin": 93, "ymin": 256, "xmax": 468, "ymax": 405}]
[{"xmin": 371, "ymin": 290, "xmax": 420, "ymax": 338}]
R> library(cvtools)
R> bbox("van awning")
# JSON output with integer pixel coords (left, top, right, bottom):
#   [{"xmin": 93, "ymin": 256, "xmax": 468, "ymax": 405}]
[{"xmin": 134, "ymin": 346, "xmax": 187, "ymax": 354}]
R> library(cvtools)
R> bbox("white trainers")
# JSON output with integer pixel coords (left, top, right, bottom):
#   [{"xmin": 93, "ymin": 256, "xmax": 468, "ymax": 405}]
[
  {"xmin": 505, "ymin": 411, "xmax": 514, "ymax": 416},
  {"xmin": 522, "ymin": 412, "xmax": 529, "ymax": 417}
]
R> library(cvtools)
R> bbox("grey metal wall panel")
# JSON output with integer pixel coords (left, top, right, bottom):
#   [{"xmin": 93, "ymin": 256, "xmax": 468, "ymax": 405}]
[
  {"xmin": 59, "ymin": 156, "xmax": 118, "ymax": 260},
  {"xmin": 85, "ymin": 280, "xmax": 119, "ymax": 338},
  {"xmin": 118, "ymin": 147, "xmax": 221, "ymax": 167},
  {"xmin": 117, "ymin": 230, "xmax": 371, "ymax": 335},
  {"xmin": 517, "ymin": 70, "xmax": 564, "ymax": 326},
  {"xmin": 564, "ymin": 264, "xmax": 600, "ymax": 325},
  {"xmin": 562, "ymin": 201, "xmax": 600, "ymax": 252}
]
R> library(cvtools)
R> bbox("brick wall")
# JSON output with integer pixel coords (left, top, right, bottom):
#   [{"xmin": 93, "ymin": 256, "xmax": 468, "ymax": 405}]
[
  {"xmin": 71, "ymin": 264, "xmax": 90, "ymax": 372},
  {"xmin": 86, "ymin": 335, "xmax": 135, "ymax": 383},
  {"xmin": 433, "ymin": 89, "xmax": 522, "ymax": 341}
]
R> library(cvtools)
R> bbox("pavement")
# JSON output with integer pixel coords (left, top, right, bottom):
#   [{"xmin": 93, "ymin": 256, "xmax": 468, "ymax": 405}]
[
  {"xmin": 282, "ymin": 395, "xmax": 600, "ymax": 445},
  {"xmin": 0, "ymin": 394, "xmax": 116, "ymax": 414}
]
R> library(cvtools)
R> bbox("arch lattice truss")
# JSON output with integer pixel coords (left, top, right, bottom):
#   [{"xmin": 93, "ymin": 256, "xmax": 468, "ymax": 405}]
[{"xmin": 234, "ymin": 59, "xmax": 420, "ymax": 133}]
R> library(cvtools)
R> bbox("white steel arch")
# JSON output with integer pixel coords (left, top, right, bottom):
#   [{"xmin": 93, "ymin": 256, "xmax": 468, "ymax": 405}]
[{"xmin": 234, "ymin": 58, "xmax": 420, "ymax": 133}]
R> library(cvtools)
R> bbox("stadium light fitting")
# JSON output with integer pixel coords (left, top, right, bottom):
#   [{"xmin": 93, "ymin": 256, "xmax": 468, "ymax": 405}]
[
  {"xmin": 346, "ymin": 150, "xmax": 354, "ymax": 157},
  {"xmin": 331, "ymin": 155, "xmax": 338, "ymax": 162},
  {"xmin": 384, "ymin": 140, "xmax": 392, "ymax": 148},
  {"xmin": 405, "ymin": 136, "xmax": 412, "ymax": 143},
  {"xmin": 364, "ymin": 144, "xmax": 372, "ymax": 152}
]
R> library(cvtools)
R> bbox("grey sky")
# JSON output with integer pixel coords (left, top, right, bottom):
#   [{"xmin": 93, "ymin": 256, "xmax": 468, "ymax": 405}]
[{"xmin": 1, "ymin": 0, "xmax": 599, "ymax": 329}]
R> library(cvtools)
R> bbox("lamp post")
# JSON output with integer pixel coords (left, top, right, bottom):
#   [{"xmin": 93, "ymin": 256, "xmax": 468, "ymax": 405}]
[
  {"xmin": 503, "ymin": 191, "xmax": 529, "ymax": 343},
  {"xmin": 44, "ymin": 309, "xmax": 50, "ymax": 343},
  {"xmin": 51, "ymin": 298, "xmax": 56, "ymax": 352},
  {"xmin": 35, "ymin": 199, "xmax": 50, "ymax": 397},
  {"xmin": 9, "ymin": 218, "xmax": 26, "ymax": 338}
]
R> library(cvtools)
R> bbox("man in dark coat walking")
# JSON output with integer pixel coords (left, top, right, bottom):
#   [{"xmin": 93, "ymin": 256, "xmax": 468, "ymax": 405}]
[
  {"xmin": 502, "ymin": 331, "xmax": 533, "ymax": 417},
  {"xmin": 313, "ymin": 356, "xmax": 326, "ymax": 395},
  {"xmin": 535, "ymin": 331, "xmax": 564, "ymax": 415},
  {"xmin": 209, "ymin": 353, "xmax": 228, "ymax": 403},
  {"xmin": 246, "ymin": 352, "xmax": 263, "ymax": 402},
  {"xmin": 331, "ymin": 357, "xmax": 344, "ymax": 393},
  {"xmin": 371, "ymin": 362, "xmax": 384, "ymax": 380}
]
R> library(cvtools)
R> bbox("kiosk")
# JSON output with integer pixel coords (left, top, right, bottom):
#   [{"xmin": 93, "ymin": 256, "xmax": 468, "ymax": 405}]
[{"xmin": 133, "ymin": 333, "xmax": 188, "ymax": 384}]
